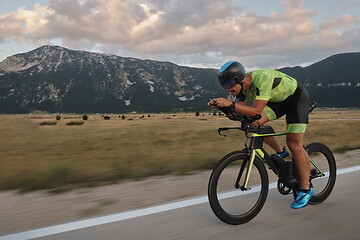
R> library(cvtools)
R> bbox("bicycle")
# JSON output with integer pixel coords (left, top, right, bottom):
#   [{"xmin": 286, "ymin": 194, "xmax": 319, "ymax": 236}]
[{"xmin": 208, "ymin": 102, "xmax": 336, "ymax": 225}]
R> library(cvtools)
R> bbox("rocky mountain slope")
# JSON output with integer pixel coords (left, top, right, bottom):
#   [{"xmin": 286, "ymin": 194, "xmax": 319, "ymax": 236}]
[
  {"xmin": 0, "ymin": 46, "xmax": 359, "ymax": 113},
  {"xmin": 0, "ymin": 46, "xmax": 223, "ymax": 113},
  {"xmin": 279, "ymin": 52, "xmax": 360, "ymax": 107}
]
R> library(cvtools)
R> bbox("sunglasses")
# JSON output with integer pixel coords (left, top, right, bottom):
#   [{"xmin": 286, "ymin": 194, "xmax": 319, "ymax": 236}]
[{"xmin": 221, "ymin": 79, "xmax": 238, "ymax": 89}]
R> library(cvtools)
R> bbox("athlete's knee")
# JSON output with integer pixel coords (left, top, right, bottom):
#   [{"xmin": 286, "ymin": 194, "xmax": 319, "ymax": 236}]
[
  {"xmin": 287, "ymin": 142, "xmax": 303, "ymax": 153},
  {"xmin": 286, "ymin": 134, "xmax": 304, "ymax": 153}
]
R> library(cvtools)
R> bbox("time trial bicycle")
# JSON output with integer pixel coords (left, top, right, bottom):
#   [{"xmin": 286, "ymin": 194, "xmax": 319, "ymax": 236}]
[{"xmin": 208, "ymin": 103, "xmax": 336, "ymax": 224}]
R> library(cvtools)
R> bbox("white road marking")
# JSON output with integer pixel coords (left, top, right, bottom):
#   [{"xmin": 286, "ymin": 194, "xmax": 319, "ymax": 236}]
[{"xmin": 1, "ymin": 165, "xmax": 360, "ymax": 240}]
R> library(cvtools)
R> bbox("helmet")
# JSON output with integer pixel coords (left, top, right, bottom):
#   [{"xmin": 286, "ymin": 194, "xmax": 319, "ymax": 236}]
[{"xmin": 218, "ymin": 61, "xmax": 246, "ymax": 89}]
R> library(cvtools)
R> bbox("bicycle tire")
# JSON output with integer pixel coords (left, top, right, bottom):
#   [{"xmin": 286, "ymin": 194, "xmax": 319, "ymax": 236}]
[
  {"xmin": 208, "ymin": 152, "xmax": 269, "ymax": 225},
  {"xmin": 292, "ymin": 142, "xmax": 336, "ymax": 204},
  {"xmin": 306, "ymin": 142, "xmax": 337, "ymax": 204},
  {"xmin": 208, "ymin": 150, "xmax": 245, "ymax": 180}
]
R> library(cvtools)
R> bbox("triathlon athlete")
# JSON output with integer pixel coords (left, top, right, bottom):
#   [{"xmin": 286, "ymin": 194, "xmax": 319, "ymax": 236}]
[{"xmin": 208, "ymin": 61, "xmax": 313, "ymax": 209}]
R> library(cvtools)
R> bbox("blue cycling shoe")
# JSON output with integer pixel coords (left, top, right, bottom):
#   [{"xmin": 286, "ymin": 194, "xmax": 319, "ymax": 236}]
[
  {"xmin": 276, "ymin": 147, "xmax": 289, "ymax": 159},
  {"xmin": 291, "ymin": 188, "xmax": 314, "ymax": 209}
]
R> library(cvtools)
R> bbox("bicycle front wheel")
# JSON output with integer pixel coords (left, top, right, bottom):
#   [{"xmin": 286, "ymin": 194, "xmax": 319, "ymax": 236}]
[
  {"xmin": 306, "ymin": 142, "xmax": 337, "ymax": 204},
  {"xmin": 208, "ymin": 152, "xmax": 269, "ymax": 225}
]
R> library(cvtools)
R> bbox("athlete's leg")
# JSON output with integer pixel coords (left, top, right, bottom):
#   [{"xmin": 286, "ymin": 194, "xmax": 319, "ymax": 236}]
[
  {"xmin": 287, "ymin": 132, "xmax": 310, "ymax": 190},
  {"xmin": 250, "ymin": 111, "xmax": 283, "ymax": 153},
  {"xmin": 261, "ymin": 106, "xmax": 284, "ymax": 153},
  {"xmin": 264, "ymin": 137, "xmax": 283, "ymax": 153},
  {"xmin": 285, "ymin": 85, "xmax": 310, "ymax": 190}
]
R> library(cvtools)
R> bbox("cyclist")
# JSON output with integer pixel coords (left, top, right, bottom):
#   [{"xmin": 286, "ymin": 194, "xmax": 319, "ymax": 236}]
[{"xmin": 208, "ymin": 61, "xmax": 313, "ymax": 209}]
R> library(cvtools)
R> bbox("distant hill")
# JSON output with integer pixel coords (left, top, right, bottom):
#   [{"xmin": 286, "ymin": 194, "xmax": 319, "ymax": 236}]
[
  {"xmin": 278, "ymin": 52, "xmax": 360, "ymax": 107},
  {"xmin": 0, "ymin": 46, "xmax": 224, "ymax": 113},
  {"xmin": 0, "ymin": 46, "xmax": 359, "ymax": 113}
]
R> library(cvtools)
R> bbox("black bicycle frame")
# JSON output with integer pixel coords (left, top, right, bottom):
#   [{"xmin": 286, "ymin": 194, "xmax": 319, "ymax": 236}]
[
  {"xmin": 218, "ymin": 125, "xmax": 289, "ymax": 190},
  {"xmin": 217, "ymin": 101, "xmax": 319, "ymax": 191}
]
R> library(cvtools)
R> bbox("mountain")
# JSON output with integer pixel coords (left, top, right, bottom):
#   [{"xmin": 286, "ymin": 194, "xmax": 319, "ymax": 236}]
[
  {"xmin": 278, "ymin": 52, "xmax": 360, "ymax": 107},
  {"xmin": 0, "ymin": 46, "xmax": 359, "ymax": 114},
  {"xmin": 0, "ymin": 45, "xmax": 224, "ymax": 113}
]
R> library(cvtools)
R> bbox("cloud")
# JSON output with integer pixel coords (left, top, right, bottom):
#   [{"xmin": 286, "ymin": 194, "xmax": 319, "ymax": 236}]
[
  {"xmin": 336, "ymin": 0, "xmax": 360, "ymax": 11},
  {"xmin": 0, "ymin": 0, "xmax": 359, "ymax": 68}
]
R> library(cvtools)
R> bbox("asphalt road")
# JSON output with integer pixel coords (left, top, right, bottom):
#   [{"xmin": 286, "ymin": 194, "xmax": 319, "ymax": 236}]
[{"xmin": 3, "ymin": 167, "xmax": 360, "ymax": 240}]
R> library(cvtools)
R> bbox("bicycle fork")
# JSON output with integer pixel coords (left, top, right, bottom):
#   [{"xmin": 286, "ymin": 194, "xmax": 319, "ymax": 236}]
[{"xmin": 235, "ymin": 150, "xmax": 256, "ymax": 191}]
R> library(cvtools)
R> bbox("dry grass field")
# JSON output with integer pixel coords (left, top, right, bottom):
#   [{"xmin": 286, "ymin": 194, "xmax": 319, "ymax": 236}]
[{"xmin": 0, "ymin": 110, "xmax": 359, "ymax": 192}]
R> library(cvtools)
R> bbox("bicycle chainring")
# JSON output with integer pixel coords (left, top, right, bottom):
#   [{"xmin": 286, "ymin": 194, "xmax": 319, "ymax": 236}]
[{"xmin": 277, "ymin": 179, "xmax": 292, "ymax": 195}]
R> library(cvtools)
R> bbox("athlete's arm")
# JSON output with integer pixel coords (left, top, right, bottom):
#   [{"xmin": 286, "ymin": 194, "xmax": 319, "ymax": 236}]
[
  {"xmin": 233, "ymin": 99, "xmax": 268, "ymax": 116},
  {"xmin": 212, "ymin": 98, "xmax": 268, "ymax": 116}
]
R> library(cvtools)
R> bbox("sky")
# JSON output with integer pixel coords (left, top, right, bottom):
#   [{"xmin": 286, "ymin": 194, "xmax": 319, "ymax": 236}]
[{"xmin": 0, "ymin": 0, "xmax": 359, "ymax": 70}]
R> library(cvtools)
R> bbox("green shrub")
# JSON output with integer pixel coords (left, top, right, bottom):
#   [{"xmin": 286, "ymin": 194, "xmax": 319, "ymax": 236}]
[
  {"xmin": 39, "ymin": 121, "xmax": 57, "ymax": 126},
  {"xmin": 66, "ymin": 121, "xmax": 84, "ymax": 126}
]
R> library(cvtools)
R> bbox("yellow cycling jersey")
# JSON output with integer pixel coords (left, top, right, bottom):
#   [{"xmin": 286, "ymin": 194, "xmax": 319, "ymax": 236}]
[{"xmin": 242, "ymin": 69, "xmax": 298, "ymax": 102}]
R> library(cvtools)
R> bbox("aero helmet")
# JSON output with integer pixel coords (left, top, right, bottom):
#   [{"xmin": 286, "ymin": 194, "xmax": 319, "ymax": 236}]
[{"xmin": 218, "ymin": 61, "xmax": 246, "ymax": 89}]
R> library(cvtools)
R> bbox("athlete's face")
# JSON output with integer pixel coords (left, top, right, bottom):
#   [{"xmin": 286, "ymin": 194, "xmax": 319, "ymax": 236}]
[
  {"xmin": 227, "ymin": 83, "xmax": 242, "ymax": 96},
  {"xmin": 223, "ymin": 74, "xmax": 251, "ymax": 96}
]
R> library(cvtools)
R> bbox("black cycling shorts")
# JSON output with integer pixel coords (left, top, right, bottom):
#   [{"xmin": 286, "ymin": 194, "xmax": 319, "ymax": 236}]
[{"xmin": 264, "ymin": 84, "xmax": 310, "ymax": 133}]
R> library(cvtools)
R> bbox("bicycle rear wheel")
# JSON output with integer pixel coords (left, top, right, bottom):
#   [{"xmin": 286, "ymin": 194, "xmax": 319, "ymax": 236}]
[
  {"xmin": 305, "ymin": 142, "xmax": 336, "ymax": 204},
  {"xmin": 208, "ymin": 152, "xmax": 269, "ymax": 225}
]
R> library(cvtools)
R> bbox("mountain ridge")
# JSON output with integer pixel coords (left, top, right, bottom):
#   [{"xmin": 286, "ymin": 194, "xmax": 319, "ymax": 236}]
[
  {"xmin": 278, "ymin": 52, "xmax": 360, "ymax": 107},
  {"xmin": 0, "ymin": 46, "xmax": 359, "ymax": 113},
  {"xmin": 0, "ymin": 45, "xmax": 224, "ymax": 113}
]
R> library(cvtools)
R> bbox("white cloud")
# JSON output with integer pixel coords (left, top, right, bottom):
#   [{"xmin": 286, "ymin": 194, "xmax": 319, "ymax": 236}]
[{"xmin": 0, "ymin": 0, "xmax": 359, "ymax": 69}]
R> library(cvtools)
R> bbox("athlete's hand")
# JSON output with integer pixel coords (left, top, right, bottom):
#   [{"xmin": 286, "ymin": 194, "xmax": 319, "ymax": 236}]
[
  {"xmin": 210, "ymin": 98, "xmax": 233, "ymax": 108},
  {"xmin": 208, "ymin": 99, "xmax": 218, "ymax": 108}
]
